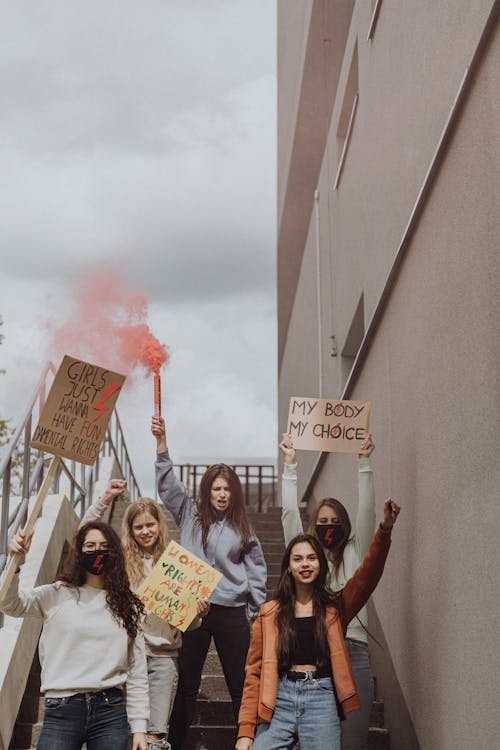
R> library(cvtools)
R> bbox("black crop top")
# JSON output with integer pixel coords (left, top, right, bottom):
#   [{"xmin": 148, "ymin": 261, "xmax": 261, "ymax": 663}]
[{"xmin": 288, "ymin": 616, "xmax": 331, "ymax": 670}]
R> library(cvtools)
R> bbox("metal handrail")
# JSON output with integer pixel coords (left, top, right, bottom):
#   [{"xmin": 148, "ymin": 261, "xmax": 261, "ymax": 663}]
[
  {"xmin": 0, "ymin": 362, "xmax": 141, "ymax": 582},
  {"xmin": 174, "ymin": 463, "xmax": 277, "ymax": 512}
]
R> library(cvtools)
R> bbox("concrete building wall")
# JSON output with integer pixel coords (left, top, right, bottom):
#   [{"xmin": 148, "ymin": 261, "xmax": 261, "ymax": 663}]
[{"xmin": 278, "ymin": 2, "xmax": 500, "ymax": 748}]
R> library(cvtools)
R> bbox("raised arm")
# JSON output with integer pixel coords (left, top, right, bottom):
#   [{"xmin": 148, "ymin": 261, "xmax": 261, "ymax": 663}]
[
  {"xmin": 279, "ymin": 433, "xmax": 304, "ymax": 546},
  {"xmin": 152, "ymin": 415, "xmax": 193, "ymax": 527},
  {"xmin": 354, "ymin": 433, "xmax": 376, "ymax": 558},
  {"xmin": 0, "ymin": 529, "xmax": 55, "ymax": 618},
  {"xmin": 342, "ymin": 498, "xmax": 400, "ymax": 625},
  {"xmin": 79, "ymin": 479, "xmax": 127, "ymax": 528}
]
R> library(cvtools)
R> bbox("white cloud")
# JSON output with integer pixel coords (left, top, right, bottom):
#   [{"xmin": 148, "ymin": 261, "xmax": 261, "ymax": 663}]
[{"xmin": 0, "ymin": 0, "xmax": 277, "ymax": 492}]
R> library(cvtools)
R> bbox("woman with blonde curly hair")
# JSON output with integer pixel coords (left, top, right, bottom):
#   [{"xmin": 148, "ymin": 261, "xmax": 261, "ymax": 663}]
[{"xmin": 83, "ymin": 482, "xmax": 209, "ymax": 750}]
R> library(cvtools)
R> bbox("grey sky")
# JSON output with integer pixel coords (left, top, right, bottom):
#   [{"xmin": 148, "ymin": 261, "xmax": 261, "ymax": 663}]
[{"xmin": 0, "ymin": 0, "xmax": 277, "ymax": 494}]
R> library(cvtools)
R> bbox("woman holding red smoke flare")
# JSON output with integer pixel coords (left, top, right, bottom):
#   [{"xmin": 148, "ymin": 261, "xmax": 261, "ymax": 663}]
[
  {"xmin": 151, "ymin": 415, "xmax": 267, "ymax": 750},
  {"xmin": 0, "ymin": 522, "xmax": 148, "ymax": 750},
  {"xmin": 235, "ymin": 499, "xmax": 400, "ymax": 750}
]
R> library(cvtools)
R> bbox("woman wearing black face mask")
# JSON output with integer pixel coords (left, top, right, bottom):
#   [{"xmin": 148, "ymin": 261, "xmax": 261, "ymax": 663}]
[
  {"xmin": 279, "ymin": 433, "xmax": 376, "ymax": 750},
  {"xmin": 1, "ymin": 521, "xmax": 149, "ymax": 750}
]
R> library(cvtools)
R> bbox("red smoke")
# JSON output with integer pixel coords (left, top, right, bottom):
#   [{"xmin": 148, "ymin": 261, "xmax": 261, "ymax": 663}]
[{"xmin": 46, "ymin": 268, "xmax": 169, "ymax": 378}]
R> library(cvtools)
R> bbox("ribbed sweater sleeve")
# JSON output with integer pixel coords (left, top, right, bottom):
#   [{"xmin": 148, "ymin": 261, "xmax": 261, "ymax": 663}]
[
  {"xmin": 354, "ymin": 458, "xmax": 376, "ymax": 558},
  {"xmin": 126, "ymin": 631, "xmax": 149, "ymax": 734},
  {"xmin": 281, "ymin": 463, "xmax": 304, "ymax": 546},
  {"xmin": 155, "ymin": 450, "xmax": 193, "ymax": 527}
]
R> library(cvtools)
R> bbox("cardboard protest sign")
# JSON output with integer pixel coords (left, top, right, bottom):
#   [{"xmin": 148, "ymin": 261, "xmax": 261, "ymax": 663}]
[
  {"xmin": 30, "ymin": 355, "xmax": 126, "ymax": 465},
  {"xmin": 136, "ymin": 540, "xmax": 223, "ymax": 632},
  {"xmin": 287, "ymin": 397, "xmax": 370, "ymax": 454}
]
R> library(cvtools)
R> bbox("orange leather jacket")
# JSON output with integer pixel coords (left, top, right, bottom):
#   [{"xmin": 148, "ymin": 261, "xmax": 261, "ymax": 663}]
[{"xmin": 237, "ymin": 526, "xmax": 392, "ymax": 740}]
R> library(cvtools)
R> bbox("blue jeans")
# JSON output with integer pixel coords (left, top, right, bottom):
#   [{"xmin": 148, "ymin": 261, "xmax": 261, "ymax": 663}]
[
  {"xmin": 37, "ymin": 688, "xmax": 129, "ymax": 750},
  {"xmin": 341, "ymin": 639, "xmax": 374, "ymax": 750},
  {"xmin": 253, "ymin": 673, "xmax": 341, "ymax": 750}
]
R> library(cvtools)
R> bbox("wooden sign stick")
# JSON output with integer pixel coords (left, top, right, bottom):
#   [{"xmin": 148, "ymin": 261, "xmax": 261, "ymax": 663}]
[{"xmin": 0, "ymin": 455, "xmax": 61, "ymax": 601}]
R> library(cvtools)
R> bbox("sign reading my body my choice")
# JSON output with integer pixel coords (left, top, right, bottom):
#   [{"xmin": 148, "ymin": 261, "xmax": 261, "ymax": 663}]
[
  {"xmin": 287, "ymin": 396, "xmax": 371, "ymax": 454},
  {"xmin": 31, "ymin": 355, "xmax": 126, "ymax": 465}
]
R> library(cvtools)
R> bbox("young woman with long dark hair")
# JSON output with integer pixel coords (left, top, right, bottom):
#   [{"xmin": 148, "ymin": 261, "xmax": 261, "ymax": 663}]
[
  {"xmin": 151, "ymin": 415, "xmax": 267, "ymax": 749},
  {"xmin": 279, "ymin": 432, "xmax": 377, "ymax": 749},
  {"xmin": 1, "ymin": 521, "xmax": 149, "ymax": 750},
  {"xmin": 236, "ymin": 499, "xmax": 400, "ymax": 750},
  {"xmin": 83, "ymin": 484, "xmax": 210, "ymax": 750}
]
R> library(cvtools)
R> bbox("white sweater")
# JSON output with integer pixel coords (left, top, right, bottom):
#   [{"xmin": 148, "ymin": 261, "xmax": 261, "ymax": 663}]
[
  {"xmin": 281, "ymin": 458, "xmax": 376, "ymax": 643},
  {"xmin": 0, "ymin": 572, "xmax": 149, "ymax": 733}
]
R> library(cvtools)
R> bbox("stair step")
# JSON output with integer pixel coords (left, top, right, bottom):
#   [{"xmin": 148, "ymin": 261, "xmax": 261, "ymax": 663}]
[
  {"xmin": 198, "ymin": 674, "xmax": 230, "ymax": 700},
  {"xmin": 370, "ymin": 697, "xmax": 385, "ymax": 728},
  {"xmin": 368, "ymin": 726, "xmax": 390, "ymax": 749},
  {"xmin": 192, "ymin": 699, "xmax": 233, "ymax": 725},
  {"xmin": 184, "ymin": 724, "xmax": 236, "ymax": 750}
]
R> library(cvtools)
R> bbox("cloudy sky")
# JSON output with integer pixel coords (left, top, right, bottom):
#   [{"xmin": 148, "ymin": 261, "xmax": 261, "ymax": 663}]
[{"xmin": 0, "ymin": 0, "xmax": 277, "ymax": 496}]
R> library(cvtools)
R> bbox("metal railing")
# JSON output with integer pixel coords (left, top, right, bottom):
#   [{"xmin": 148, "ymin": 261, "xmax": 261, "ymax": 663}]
[
  {"xmin": 174, "ymin": 463, "xmax": 277, "ymax": 513},
  {"xmin": 0, "ymin": 362, "xmax": 141, "ymax": 580}
]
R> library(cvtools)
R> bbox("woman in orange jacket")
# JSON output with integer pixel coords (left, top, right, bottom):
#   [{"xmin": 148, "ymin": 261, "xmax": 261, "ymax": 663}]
[{"xmin": 235, "ymin": 499, "xmax": 400, "ymax": 750}]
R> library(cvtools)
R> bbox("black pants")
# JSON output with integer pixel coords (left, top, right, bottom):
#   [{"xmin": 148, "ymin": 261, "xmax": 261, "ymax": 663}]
[{"xmin": 168, "ymin": 604, "xmax": 251, "ymax": 749}]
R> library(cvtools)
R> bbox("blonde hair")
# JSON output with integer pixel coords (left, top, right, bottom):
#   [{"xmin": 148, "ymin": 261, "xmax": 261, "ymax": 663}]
[{"xmin": 122, "ymin": 498, "xmax": 170, "ymax": 587}]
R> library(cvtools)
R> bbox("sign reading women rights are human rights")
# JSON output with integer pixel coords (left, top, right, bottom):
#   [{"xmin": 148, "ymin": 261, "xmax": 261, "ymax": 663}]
[
  {"xmin": 136, "ymin": 541, "xmax": 223, "ymax": 632},
  {"xmin": 287, "ymin": 397, "xmax": 371, "ymax": 454}
]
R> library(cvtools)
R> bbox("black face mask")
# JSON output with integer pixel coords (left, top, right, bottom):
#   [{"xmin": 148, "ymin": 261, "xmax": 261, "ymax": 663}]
[
  {"xmin": 315, "ymin": 523, "xmax": 344, "ymax": 549},
  {"xmin": 82, "ymin": 550, "xmax": 110, "ymax": 576}
]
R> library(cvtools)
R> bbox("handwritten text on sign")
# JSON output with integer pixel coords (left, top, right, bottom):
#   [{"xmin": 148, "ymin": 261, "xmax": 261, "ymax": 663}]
[
  {"xmin": 30, "ymin": 355, "xmax": 125, "ymax": 465},
  {"xmin": 136, "ymin": 540, "xmax": 223, "ymax": 632},
  {"xmin": 287, "ymin": 397, "xmax": 370, "ymax": 454}
]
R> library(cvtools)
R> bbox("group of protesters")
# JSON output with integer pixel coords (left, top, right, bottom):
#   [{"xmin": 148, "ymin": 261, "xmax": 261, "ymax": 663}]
[{"xmin": 1, "ymin": 415, "xmax": 400, "ymax": 750}]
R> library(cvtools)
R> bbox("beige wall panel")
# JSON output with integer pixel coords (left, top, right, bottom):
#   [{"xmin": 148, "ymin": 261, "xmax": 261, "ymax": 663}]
[
  {"xmin": 277, "ymin": 0, "xmax": 313, "ymax": 220},
  {"xmin": 278, "ymin": 2, "xmax": 499, "ymax": 746},
  {"xmin": 325, "ymin": 0, "xmax": 494, "ymax": 354},
  {"xmin": 316, "ymin": 22, "xmax": 498, "ymax": 747},
  {"xmin": 279, "ymin": 218, "xmax": 323, "ymax": 497}
]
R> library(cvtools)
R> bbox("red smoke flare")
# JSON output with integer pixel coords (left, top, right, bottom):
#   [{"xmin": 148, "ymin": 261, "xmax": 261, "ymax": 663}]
[{"xmin": 46, "ymin": 267, "xmax": 169, "ymax": 379}]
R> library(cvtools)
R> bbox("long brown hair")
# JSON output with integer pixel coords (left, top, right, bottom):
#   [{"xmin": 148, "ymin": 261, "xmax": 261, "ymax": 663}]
[
  {"xmin": 307, "ymin": 498, "xmax": 352, "ymax": 579},
  {"xmin": 194, "ymin": 464, "xmax": 252, "ymax": 552},
  {"xmin": 274, "ymin": 534, "xmax": 339, "ymax": 675},
  {"xmin": 59, "ymin": 521, "xmax": 144, "ymax": 639},
  {"xmin": 122, "ymin": 498, "xmax": 170, "ymax": 587}
]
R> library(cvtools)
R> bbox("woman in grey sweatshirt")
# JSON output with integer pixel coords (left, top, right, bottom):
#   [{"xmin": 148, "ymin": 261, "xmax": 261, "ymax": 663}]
[{"xmin": 152, "ymin": 414, "xmax": 267, "ymax": 750}]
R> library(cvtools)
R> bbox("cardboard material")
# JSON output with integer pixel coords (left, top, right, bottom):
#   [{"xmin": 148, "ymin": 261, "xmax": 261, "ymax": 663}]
[
  {"xmin": 287, "ymin": 396, "xmax": 371, "ymax": 454},
  {"xmin": 30, "ymin": 355, "xmax": 126, "ymax": 466},
  {"xmin": 136, "ymin": 540, "xmax": 223, "ymax": 632}
]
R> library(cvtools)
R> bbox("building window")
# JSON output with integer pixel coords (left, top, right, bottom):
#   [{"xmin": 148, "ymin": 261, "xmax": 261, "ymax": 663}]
[
  {"xmin": 341, "ymin": 293, "xmax": 364, "ymax": 388},
  {"xmin": 367, "ymin": 0, "xmax": 383, "ymax": 41},
  {"xmin": 333, "ymin": 42, "xmax": 358, "ymax": 191}
]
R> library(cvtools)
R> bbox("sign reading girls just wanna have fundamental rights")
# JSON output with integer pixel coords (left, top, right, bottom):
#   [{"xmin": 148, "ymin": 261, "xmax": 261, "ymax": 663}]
[
  {"xmin": 287, "ymin": 396, "xmax": 371, "ymax": 454},
  {"xmin": 136, "ymin": 541, "xmax": 223, "ymax": 631},
  {"xmin": 31, "ymin": 355, "xmax": 126, "ymax": 465}
]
